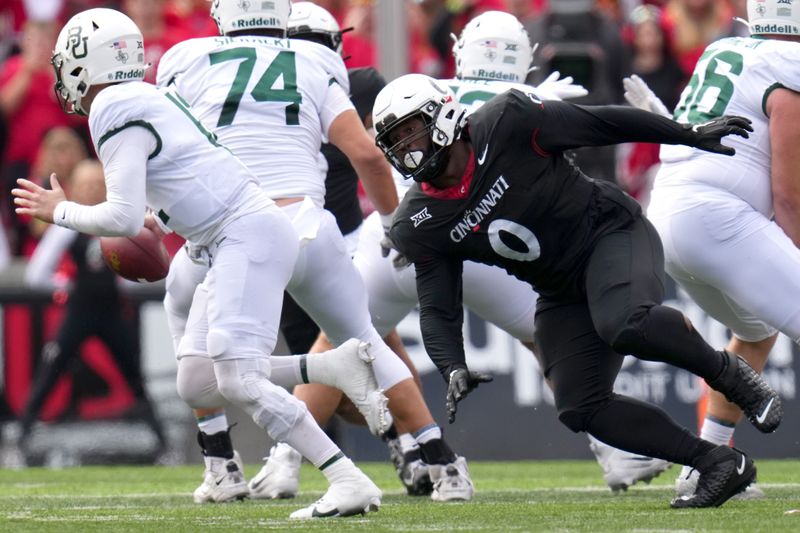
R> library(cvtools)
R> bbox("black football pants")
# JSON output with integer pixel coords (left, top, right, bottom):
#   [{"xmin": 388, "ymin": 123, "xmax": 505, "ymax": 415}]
[{"xmin": 534, "ymin": 215, "xmax": 722, "ymax": 466}]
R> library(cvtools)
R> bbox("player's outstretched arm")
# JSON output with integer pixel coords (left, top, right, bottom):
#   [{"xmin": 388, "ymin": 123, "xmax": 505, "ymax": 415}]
[
  {"xmin": 532, "ymin": 96, "xmax": 752, "ymax": 156},
  {"xmin": 768, "ymin": 88, "xmax": 800, "ymax": 247},
  {"xmin": 623, "ymin": 74, "xmax": 671, "ymax": 118}
]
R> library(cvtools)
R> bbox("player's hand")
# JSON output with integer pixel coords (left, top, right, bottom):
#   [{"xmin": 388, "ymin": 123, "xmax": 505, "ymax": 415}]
[
  {"xmin": 12, "ymin": 174, "xmax": 66, "ymax": 224},
  {"xmin": 379, "ymin": 233, "xmax": 411, "ymax": 269},
  {"xmin": 690, "ymin": 116, "xmax": 753, "ymax": 156},
  {"xmin": 623, "ymin": 74, "xmax": 671, "ymax": 117},
  {"xmin": 144, "ymin": 213, "xmax": 167, "ymax": 239},
  {"xmin": 535, "ymin": 71, "xmax": 588, "ymax": 101},
  {"xmin": 446, "ymin": 368, "xmax": 493, "ymax": 423}
]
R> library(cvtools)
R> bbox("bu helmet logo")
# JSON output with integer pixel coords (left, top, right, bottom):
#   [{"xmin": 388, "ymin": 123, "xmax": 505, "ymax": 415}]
[{"xmin": 67, "ymin": 26, "xmax": 88, "ymax": 59}]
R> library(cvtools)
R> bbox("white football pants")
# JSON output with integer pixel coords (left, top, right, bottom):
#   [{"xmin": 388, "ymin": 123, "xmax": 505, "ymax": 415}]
[{"xmin": 649, "ymin": 186, "xmax": 800, "ymax": 343}]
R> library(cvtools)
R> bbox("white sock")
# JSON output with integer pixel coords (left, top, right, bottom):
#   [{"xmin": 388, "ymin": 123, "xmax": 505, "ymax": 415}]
[
  {"xmin": 282, "ymin": 410, "xmax": 341, "ymax": 466},
  {"xmin": 268, "ymin": 355, "xmax": 304, "ymax": 388},
  {"xmin": 197, "ymin": 411, "xmax": 228, "ymax": 435},
  {"xmin": 699, "ymin": 416, "xmax": 736, "ymax": 446},
  {"xmin": 320, "ymin": 455, "xmax": 359, "ymax": 483},
  {"xmin": 399, "ymin": 433, "xmax": 419, "ymax": 454}
]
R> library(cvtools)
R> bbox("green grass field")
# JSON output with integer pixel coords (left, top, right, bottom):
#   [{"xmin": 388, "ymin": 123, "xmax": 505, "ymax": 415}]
[{"xmin": 2, "ymin": 460, "xmax": 800, "ymax": 532}]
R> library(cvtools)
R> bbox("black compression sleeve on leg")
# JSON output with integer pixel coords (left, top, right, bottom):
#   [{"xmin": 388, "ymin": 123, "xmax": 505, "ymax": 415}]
[
  {"xmin": 630, "ymin": 305, "xmax": 725, "ymax": 380},
  {"xmin": 586, "ymin": 394, "xmax": 715, "ymax": 466}
]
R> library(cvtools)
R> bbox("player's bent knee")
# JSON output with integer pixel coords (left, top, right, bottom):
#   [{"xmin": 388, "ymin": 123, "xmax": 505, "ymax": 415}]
[{"xmin": 558, "ymin": 409, "xmax": 593, "ymax": 433}]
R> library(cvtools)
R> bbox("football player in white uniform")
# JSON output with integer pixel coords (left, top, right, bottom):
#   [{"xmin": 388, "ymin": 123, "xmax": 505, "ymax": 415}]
[
  {"xmin": 13, "ymin": 8, "xmax": 385, "ymax": 520},
  {"xmin": 157, "ymin": 0, "xmax": 474, "ymax": 506},
  {"xmin": 639, "ymin": 0, "xmax": 800, "ymax": 500}
]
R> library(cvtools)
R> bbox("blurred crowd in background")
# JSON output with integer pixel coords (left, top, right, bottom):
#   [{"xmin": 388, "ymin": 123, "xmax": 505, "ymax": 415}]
[{"xmin": 0, "ymin": 0, "xmax": 752, "ymax": 268}]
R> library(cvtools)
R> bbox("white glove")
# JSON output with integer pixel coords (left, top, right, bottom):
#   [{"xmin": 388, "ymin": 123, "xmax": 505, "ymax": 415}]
[
  {"xmin": 534, "ymin": 71, "xmax": 589, "ymax": 101},
  {"xmin": 623, "ymin": 74, "xmax": 671, "ymax": 118}
]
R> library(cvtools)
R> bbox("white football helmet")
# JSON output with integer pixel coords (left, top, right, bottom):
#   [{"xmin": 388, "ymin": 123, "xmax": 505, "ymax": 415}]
[
  {"xmin": 52, "ymin": 8, "xmax": 145, "ymax": 115},
  {"xmin": 453, "ymin": 10, "xmax": 533, "ymax": 83},
  {"xmin": 747, "ymin": 0, "xmax": 800, "ymax": 36},
  {"xmin": 373, "ymin": 74, "xmax": 465, "ymax": 183},
  {"xmin": 287, "ymin": 1, "xmax": 344, "ymax": 54},
  {"xmin": 211, "ymin": 0, "xmax": 292, "ymax": 36}
]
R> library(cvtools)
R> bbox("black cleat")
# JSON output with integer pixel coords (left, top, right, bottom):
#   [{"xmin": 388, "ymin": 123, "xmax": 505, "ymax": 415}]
[
  {"xmin": 706, "ymin": 351, "xmax": 782, "ymax": 433},
  {"xmin": 671, "ymin": 446, "xmax": 755, "ymax": 509}
]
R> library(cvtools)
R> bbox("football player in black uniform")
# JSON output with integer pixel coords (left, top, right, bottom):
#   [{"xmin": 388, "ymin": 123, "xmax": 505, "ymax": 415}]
[{"xmin": 373, "ymin": 73, "xmax": 781, "ymax": 509}]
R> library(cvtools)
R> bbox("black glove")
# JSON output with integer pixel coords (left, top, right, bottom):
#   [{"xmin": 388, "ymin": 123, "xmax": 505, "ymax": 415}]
[
  {"xmin": 379, "ymin": 233, "xmax": 411, "ymax": 269},
  {"xmin": 688, "ymin": 115, "xmax": 753, "ymax": 156},
  {"xmin": 446, "ymin": 368, "xmax": 493, "ymax": 423}
]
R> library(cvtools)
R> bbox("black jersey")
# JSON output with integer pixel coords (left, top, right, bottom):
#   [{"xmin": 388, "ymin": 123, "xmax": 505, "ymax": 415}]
[{"xmin": 389, "ymin": 89, "xmax": 700, "ymax": 378}]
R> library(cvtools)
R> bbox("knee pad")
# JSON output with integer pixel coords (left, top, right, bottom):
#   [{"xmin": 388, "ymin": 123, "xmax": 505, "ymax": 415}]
[
  {"xmin": 213, "ymin": 358, "xmax": 308, "ymax": 442},
  {"xmin": 176, "ymin": 356, "xmax": 226, "ymax": 408}
]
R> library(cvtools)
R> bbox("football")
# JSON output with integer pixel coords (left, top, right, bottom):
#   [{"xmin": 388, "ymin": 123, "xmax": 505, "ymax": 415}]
[{"xmin": 100, "ymin": 226, "xmax": 170, "ymax": 282}]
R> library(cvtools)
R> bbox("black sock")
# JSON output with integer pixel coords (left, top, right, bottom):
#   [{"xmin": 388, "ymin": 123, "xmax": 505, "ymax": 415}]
[
  {"xmin": 634, "ymin": 306, "xmax": 725, "ymax": 380},
  {"xmin": 586, "ymin": 394, "xmax": 715, "ymax": 466},
  {"xmin": 418, "ymin": 438, "xmax": 457, "ymax": 465},
  {"xmin": 381, "ymin": 424, "xmax": 399, "ymax": 441},
  {"xmin": 197, "ymin": 428, "xmax": 234, "ymax": 459}
]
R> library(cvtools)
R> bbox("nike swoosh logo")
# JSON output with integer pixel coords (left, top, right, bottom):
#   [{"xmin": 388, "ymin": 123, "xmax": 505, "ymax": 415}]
[
  {"xmin": 756, "ymin": 397, "xmax": 774, "ymax": 424},
  {"xmin": 311, "ymin": 507, "xmax": 340, "ymax": 518},
  {"xmin": 477, "ymin": 144, "xmax": 489, "ymax": 165},
  {"xmin": 736, "ymin": 454, "xmax": 746, "ymax": 475}
]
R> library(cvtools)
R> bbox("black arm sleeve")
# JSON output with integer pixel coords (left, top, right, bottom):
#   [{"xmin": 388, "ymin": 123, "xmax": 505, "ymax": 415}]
[
  {"xmin": 414, "ymin": 255, "xmax": 467, "ymax": 382},
  {"xmin": 532, "ymin": 100, "xmax": 697, "ymax": 153}
]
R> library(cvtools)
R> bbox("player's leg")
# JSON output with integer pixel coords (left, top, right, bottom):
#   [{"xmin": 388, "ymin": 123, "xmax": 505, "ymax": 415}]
[
  {"xmin": 286, "ymin": 206, "xmax": 472, "ymax": 501},
  {"xmin": 18, "ymin": 309, "xmax": 90, "ymax": 448},
  {"xmin": 165, "ymin": 245, "xmax": 245, "ymax": 501},
  {"xmin": 201, "ymin": 208, "xmax": 381, "ymax": 518},
  {"xmin": 586, "ymin": 215, "xmax": 781, "ymax": 434},
  {"xmin": 537, "ymin": 299, "xmax": 751, "ymax": 508}
]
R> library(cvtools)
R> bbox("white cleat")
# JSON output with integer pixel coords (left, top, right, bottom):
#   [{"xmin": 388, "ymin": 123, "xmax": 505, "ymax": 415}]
[
  {"xmin": 289, "ymin": 467, "xmax": 382, "ymax": 519},
  {"xmin": 430, "ymin": 456, "xmax": 474, "ymax": 502},
  {"xmin": 674, "ymin": 464, "xmax": 765, "ymax": 500},
  {"xmin": 310, "ymin": 339, "xmax": 392, "ymax": 436},
  {"xmin": 249, "ymin": 443, "xmax": 302, "ymax": 499},
  {"xmin": 589, "ymin": 435, "xmax": 672, "ymax": 492},
  {"xmin": 193, "ymin": 451, "xmax": 249, "ymax": 503}
]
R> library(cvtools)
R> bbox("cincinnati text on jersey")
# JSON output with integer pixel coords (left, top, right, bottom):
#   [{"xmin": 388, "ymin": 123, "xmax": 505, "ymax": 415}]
[{"xmin": 449, "ymin": 175, "xmax": 510, "ymax": 242}]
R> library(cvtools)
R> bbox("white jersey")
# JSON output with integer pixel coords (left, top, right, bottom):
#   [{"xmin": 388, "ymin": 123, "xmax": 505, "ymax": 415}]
[
  {"xmin": 656, "ymin": 37, "xmax": 800, "ymax": 216},
  {"xmin": 157, "ymin": 35, "xmax": 353, "ymax": 205},
  {"xmin": 58, "ymin": 81, "xmax": 266, "ymax": 245}
]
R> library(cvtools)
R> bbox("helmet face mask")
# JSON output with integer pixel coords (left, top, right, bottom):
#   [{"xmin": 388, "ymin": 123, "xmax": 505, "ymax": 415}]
[
  {"xmin": 211, "ymin": 0, "xmax": 292, "ymax": 36},
  {"xmin": 52, "ymin": 8, "xmax": 146, "ymax": 116},
  {"xmin": 747, "ymin": 0, "xmax": 800, "ymax": 36},
  {"xmin": 453, "ymin": 10, "xmax": 533, "ymax": 83},
  {"xmin": 287, "ymin": 1, "xmax": 345, "ymax": 54},
  {"xmin": 373, "ymin": 74, "xmax": 464, "ymax": 183}
]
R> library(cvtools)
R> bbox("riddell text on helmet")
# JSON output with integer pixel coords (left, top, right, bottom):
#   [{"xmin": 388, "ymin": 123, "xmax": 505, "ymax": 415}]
[
  {"xmin": 236, "ymin": 17, "xmax": 280, "ymax": 28},
  {"xmin": 753, "ymin": 23, "xmax": 799, "ymax": 34}
]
